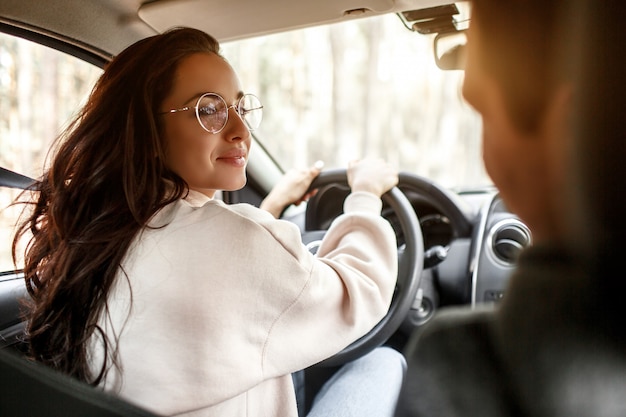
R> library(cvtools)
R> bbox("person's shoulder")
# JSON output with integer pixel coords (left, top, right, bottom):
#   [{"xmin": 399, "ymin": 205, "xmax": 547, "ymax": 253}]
[
  {"xmin": 149, "ymin": 196, "xmax": 272, "ymax": 232},
  {"xmin": 396, "ymin": 305, "xmax": 514, "ymax": 417},
  {"xmin": 179, "ymin": 196, "xmax": 272, "ymax": 222},
  {"xmin": 225, "ymin": 202, "xmax": 273, "ymax": 219}
]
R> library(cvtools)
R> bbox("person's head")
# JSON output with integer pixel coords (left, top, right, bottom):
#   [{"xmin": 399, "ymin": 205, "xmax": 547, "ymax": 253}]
[
  {"xmin": 462, "ymin": 0, "xmax": 571, "ymax": 243},
  {"xmin": 159, "ymin": 51, "xmax": 257, "ymax": 197},
  {"xmin": 14, "ymin": 27, "xmax": 258, "ymax": 383},
  {"xmin": 76, "ymin": 26, "xmax": 257, "ymax": 199}
]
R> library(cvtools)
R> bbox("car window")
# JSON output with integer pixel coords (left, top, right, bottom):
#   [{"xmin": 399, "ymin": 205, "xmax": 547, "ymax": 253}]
[
  {"xmin": 0, "ymin": 14, "xmax": 486, "ymax": 274},
  {"xmin": 221, "ymin": 13, "xmax": 487, "ymax": 191},
  {"xmin": 0, "ymin": 32, "xmax": 102, "ymax": 273}
]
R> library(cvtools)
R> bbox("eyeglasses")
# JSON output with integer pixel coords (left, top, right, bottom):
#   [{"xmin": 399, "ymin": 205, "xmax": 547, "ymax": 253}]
[{"xmin": 161, "ymin": 93, "xmax": 263, "ymax": 134}]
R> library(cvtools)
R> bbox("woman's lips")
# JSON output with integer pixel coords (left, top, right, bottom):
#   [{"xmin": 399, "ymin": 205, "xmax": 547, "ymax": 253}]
[{"xmin": 217, "ymin": 149, "xmax": 247, "ymax": 167}]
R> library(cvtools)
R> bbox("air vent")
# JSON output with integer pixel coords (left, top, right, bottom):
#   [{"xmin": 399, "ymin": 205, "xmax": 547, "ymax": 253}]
[{"xmin": 489, "ymin": 219, "xmax": 531, "ymax": 265}]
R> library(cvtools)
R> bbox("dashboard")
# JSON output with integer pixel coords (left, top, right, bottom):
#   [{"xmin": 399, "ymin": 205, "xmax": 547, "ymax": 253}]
[{"xmin": 289, "ymin": 172, "xmax": 531, "ymax": 333}]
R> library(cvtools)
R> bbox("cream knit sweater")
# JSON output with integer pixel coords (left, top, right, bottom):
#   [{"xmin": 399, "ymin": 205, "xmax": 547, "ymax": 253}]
[{"xmin": 90, "ymin": 189, "xmax": 398, "ymax": 416}]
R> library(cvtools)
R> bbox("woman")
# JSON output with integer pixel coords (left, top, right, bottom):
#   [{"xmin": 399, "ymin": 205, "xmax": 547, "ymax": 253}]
[{"xmin": 14, "ymin": 27, "xmax": 403, "ymax": 416}]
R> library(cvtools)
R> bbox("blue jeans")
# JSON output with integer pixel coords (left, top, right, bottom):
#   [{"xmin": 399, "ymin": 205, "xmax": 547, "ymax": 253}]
[{"xmin": 298, "ymin": 347, "xmax": 407, "ymax": 417}]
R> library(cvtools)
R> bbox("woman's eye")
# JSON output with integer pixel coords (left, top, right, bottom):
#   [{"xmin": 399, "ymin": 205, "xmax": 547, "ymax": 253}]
[{"xmin": 198, "ymin": 105, "xmax": 218, "ymax": 116}]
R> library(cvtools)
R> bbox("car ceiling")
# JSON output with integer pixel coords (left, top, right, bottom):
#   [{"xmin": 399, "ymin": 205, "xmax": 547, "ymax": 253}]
[{"xmin": 0, "ymin": 0, "xmax": 454, "ymax": 59}]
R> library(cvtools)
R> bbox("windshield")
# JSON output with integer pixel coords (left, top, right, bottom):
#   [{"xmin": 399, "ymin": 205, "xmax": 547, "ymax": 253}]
[{"xmin": 221, "ymin": 13, "xmax": 488, "ymax": 191}]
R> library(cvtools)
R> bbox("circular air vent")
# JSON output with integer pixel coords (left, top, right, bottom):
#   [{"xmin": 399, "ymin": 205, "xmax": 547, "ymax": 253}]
[{"xmin": 488, "ymin": 219, "xmax": 532, "ymax": 265}]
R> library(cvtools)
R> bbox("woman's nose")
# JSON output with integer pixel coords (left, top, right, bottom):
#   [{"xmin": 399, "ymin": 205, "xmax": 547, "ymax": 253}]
[{"xmin": 224, "ymin": 106, "xmax": 250, "ymax": 141}]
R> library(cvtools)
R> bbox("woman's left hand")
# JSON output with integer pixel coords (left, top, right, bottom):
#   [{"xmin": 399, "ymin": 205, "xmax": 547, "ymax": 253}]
[{"xmin": 260, "ymin": 161, "xmax": 323, "ymax": 218}]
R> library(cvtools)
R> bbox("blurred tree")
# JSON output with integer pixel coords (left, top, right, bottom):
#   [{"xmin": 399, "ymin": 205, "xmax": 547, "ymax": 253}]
[{"xmin": 222, "ymin": 14, "xmax": 486, "ymax": 190}]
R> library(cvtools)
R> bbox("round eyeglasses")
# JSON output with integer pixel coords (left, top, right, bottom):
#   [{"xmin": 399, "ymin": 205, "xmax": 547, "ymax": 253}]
[{"xmin": 161, "ymin": 93, "xmax": 263, "ymax": 134}]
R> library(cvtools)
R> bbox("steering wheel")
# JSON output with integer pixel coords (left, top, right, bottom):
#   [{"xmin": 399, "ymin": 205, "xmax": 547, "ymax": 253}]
[{"xmin": 302, "ymin": 168, "xmax": 424, "ymax": 366}]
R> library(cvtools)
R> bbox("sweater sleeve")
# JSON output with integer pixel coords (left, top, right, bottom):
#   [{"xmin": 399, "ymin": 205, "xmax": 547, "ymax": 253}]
[{"xmin": 258, "ymin": 190, "xmax": 398, "ymax": 375}]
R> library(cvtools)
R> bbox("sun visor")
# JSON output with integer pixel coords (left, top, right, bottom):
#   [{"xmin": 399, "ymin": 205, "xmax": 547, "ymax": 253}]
[{"xmin": 138, "ymin": 0, "xmax": 448, "ymax": 42}]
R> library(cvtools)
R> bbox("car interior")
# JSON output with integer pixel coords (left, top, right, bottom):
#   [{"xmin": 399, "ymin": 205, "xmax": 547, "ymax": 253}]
[{"xmin": 0, "ymin": 0, "xmax": 553, "ymax": 415}]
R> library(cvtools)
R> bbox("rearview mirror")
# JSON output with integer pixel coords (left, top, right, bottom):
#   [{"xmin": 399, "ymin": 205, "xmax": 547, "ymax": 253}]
[{"xmin": 434, "ymin": 30, "xmax": 467, "ymax": 70}]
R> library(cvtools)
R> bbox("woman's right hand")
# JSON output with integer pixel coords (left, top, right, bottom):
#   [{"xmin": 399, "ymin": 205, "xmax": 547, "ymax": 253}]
[{"xmin": 347, "ymin": 158, "xmax": 398, "ymax": 197}]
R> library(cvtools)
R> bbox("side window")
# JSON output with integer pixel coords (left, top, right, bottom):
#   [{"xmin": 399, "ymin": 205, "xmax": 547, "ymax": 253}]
[{"xmin": 0, "ymin": 32, "xmax": 102, "ymax": 274}]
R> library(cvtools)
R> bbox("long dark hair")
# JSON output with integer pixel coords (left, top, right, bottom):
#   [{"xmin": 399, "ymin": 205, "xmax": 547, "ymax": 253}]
[{"xmin": 12, "ymin": 27, "xmax": 221, "ymax": 384}]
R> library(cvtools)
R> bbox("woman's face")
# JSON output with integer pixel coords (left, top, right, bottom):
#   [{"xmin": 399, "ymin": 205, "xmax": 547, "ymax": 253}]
[{"xmin": 160, "ymin": 52, "xmax": 251, "ymax": 198}]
